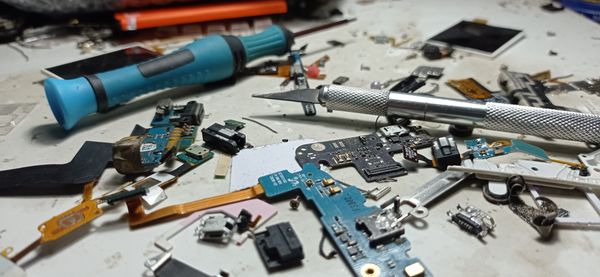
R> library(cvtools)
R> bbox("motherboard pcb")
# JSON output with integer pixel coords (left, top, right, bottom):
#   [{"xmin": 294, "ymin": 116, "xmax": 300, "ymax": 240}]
[
  {"xmin": 295, "ymin": 125, "xmax": 435, "ymax": 182},
  {"xmin": 259, "ymin": 163, "xmax": 431, "ymax": 277}
]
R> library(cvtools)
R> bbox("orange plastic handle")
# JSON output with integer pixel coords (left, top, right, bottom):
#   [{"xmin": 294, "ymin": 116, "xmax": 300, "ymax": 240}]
[{"xmin": 115, "ymin": 0, "xmax": 288, "ymax": 31}]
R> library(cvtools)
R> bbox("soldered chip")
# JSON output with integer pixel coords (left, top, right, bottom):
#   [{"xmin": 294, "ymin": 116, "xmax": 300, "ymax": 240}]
[
  {"xmin": 185, "ymin": 144, "xmax": 210, "ymax": 160},
  {"xmin": 322, "ymin": 178, "xmax": 335, "ymax": 186},
  {"xmin": 339, "ymin": 233, "xmax": 349, "ymax": 243},
  {"xmin": 404, "ymin": 262, "xmax": 425, "ymax": 277},
  {"xmin": 347, "ymin": 245, "xmax": 359, "ymax": 256},
  {"xmin": 329, "ymin": 186, "xmax": 341, "ymax": 195}
]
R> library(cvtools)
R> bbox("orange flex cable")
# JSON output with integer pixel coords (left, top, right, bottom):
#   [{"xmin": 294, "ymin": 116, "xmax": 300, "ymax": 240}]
[
  {"xmin": 10, "ymin": 181, "xmax": 100, "ymax": 263},
  {"xmin": 126, "ymin": 184, "xmax": 266, "ymax": 227}
]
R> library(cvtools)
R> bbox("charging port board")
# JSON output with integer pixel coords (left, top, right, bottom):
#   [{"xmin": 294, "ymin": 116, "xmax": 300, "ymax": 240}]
[{"xmin": 258, "ymin": 163, "xmax": 431, "ymax": 277}]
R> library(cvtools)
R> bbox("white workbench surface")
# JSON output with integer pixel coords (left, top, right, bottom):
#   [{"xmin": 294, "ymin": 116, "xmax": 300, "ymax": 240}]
[{"xmin": 1, "ymin": 0, "xmax": 600, "ymax": 276}]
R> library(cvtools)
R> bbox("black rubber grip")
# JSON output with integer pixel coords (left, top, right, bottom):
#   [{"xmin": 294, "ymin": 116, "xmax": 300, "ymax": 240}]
[
  {"xmin": 137, "ymin": 49, "xmax": 195, "ymax": 77},
  {"xmin": 222, "ymin": 35, "xmax": 247, "ymax": 74},
  {"xmin": 83, "ymin": 74, "xmax": 109, "ymax": 112},
  {"xmin": 275, "ymin": 24, "xmax": 295, "ymax": 52}
]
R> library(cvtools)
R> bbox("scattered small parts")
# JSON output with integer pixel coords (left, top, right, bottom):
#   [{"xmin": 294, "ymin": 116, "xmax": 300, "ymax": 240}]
[
  {"xmin": 145, "ymin": 252, "xmax": 229, "ymax": 277},
  {"xmin": 389, "ymin": 66, "xmax": 444, "ymax": 93},
  {"xmin": 254, "ymin": 222, "xmax": 304, "ymax": 270},
  {"xmin": 195, "ymin": 212, "xmax": 238, "ymax": 243},
  {"xmin": 404, "ymin": 262, "xmax": 426, "ymax": 277},
  {"xmin": 289, "ymin": 50, "xmax": 317, "ymax": 115},
  {"xmin": 370, "ymin": 80, "xmax": 383, "ymax": 89},
  {"xmin": 326, "ymin": 40, "xmax": 345, "ymax": 47},
  {"xmin": 498, "ymin": 68, "xmax": 569, "ymax": 110},
  {"xmin": 176, "ymin": 145, "xmax": 214, "ymax": 166},
  {"xmin": 541, "ymin": 2, "xmax": 564, "ymax": 12},
  {"xmin": 214, "ymin": 153, "xmax": 232, "ymax": 179},
  {"xmin": 224, "ymin": 119, "xmax": 246, "ymax": 131},
  {"xmin": 405, "ymin": 52, "xmax": 418, "ymax": 60},
  {"xmin": 369, "ymin": 34, "xmax": 411, "ymax": 47},
  {"xmin": 241, "ymin": 117, "xmax": 278, "ymax": 134},
  {"xmin": 332, "ymin": 76, "xmax": 349, "ymax": 85},
  {"xmin": 422, "ymin": 44, "xmax": 453, "ymax": 60},
  {"xmin": 289, "ymin": 195, "xmax": 301, "ymax": 210},
  {"xmin": 431, "ymin": 136, "xmax": 461, "ymax": 170},
  {"xmin": 506, "ymin": 176, "xmax": 559, "ymax": 239},
  {"xmin": 202, "ymin": 123, "xmax": 246, "ymax": 154},
  {"xmin": 447, "ymin": 204, "xmax": 496, "ymax": 238},
  {"xmin": 447, "ymin": 78, "xmax": 495, "ymax": 100}
]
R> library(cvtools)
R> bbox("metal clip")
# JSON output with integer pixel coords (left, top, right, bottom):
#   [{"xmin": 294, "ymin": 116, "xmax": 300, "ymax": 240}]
[
  {"xmin": 366, "ymin": 186, "xmax": 392, "ymax": 200},
  {"xmin": 145, "ymin": 252, "xmax": 172, "ymax": 273}
]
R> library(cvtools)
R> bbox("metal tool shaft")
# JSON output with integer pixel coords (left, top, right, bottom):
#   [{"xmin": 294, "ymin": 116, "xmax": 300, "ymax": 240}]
[{"xmin": 319, "ymin": 85, "xmax": 600, "ymax": 144}]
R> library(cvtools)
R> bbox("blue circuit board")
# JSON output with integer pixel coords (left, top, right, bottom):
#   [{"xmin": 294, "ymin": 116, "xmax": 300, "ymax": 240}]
[
  {"xmin": 176, "ymin": 126, "xmax": 198, "ymax": 150},
  {"xmin": 465, "ymin": 138, "xmax": 510, "ymax": 159},
  {"xmin": 510, "ymin": 140, "xmax": 549, "ymax": 160},
  {"xmin": 140, "ymin": 126, "xmax": 199, "ymax": 168},
  {"xmin": 176, "ymin": 151, "xmax": 214, "ymax": 165},
  {"xmin": 259, "ymin": 163, "xmax": 431, "ymax": 277},
  {"xmin": 140, "ymin": 126, "xmax": 174, "ymax": 166},
  {"xmin": 465, "ymin": 138, "xmax": 549, "ymax": 161}
]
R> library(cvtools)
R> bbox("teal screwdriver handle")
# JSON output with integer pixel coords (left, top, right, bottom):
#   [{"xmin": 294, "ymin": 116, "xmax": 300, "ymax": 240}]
[{"xmin": 44, "ymin": 25, "xmax": 293, "ymax": 130}]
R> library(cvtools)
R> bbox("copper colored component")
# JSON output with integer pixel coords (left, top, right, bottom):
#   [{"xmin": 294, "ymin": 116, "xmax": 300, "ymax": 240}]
[
  {"xmin": 531, "ymin": 70, "xmax": 552, "ymax": 81},
  {"xmin": 38, "ymin": 200, "xmax": 103, "ymax": 243},
  {"xmin": 126, "ymin": 184, "xmax": 266, "ymax": 226},
  {"xmin": 329, "ymin": 186, "xmax": 341, "ymax": 195},
  {"xmin": 447, "ymin": 78, "xmax": 494, "ymax": 99},
  {"xmin": 83, "ymin": 181, "xmax": 94, "ymax": 201},
  {"xmin": 309, "ymin": 55, "xmax": 330, "ymax": 67},
  {"xmin": 249, "ymin": 215, "xmax": 263, "ymax": 228},
  {"xmin": 322, "ymin": 178, "xmax": 335, "ymax": 186},
  {"xmin": 9, "ymin": 239, "xmax": 41, "ymax": 263}
]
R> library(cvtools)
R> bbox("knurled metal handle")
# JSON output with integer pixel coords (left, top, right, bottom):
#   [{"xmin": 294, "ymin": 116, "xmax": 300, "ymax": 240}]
[
  {"xmin": 482, "ymin": 102, "xmax": 600, "ymax": 144},
  {"xmin": 322, "ymin": 85, "xmax": 389, "ymax": 115}
]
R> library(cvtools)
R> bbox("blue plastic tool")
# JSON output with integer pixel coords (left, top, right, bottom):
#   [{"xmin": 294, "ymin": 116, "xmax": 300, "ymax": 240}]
[
  {"xmin": 44, "ymin": 18, "xmax": 355, "ymax": 130},
  {"xmin": 44, "ymin": 26, "xmax": 291, "ymax": 130}
]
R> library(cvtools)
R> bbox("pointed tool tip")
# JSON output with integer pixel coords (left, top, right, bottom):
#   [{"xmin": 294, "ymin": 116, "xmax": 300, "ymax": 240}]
[{"xmin": 252, "ymin": 89, "xmax": 320, "ymax": 104}]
